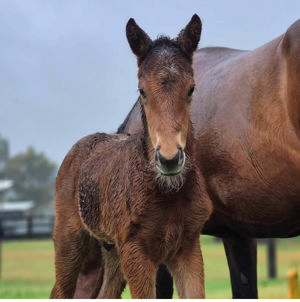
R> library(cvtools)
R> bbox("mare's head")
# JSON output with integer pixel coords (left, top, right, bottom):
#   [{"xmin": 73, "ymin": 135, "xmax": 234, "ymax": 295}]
[{"xmin": 126, "ymin": 15, "xmax": 201, "ymax": 190}]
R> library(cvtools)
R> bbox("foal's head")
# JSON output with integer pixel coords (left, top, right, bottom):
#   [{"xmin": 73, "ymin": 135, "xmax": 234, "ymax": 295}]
[{"xmin": 126, "ymin": 15, "xmax": 201, "ymax": 190}]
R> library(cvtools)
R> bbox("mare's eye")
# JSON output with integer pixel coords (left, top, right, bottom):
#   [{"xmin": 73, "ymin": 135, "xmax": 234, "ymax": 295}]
[
  {"xmin": 188, "ymin": 86, "xmax": 195, "ymax": 97},
  {"xmin": 139, "ymin": 89, "xmax": 146, "ymax": 99}
]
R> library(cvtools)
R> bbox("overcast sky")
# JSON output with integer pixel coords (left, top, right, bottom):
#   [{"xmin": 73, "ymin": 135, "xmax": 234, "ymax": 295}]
[{"xmin": 1, "ymin": 0, "xmax": 300, "ymax": 165}]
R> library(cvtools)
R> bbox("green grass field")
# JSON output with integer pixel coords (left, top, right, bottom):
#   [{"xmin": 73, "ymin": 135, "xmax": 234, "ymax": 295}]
[{"xmin": 0, "ymin": 236, "xmax": 299, "ymax": 299}]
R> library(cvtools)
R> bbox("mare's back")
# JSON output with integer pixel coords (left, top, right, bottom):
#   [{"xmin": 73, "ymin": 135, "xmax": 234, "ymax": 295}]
[{"xmin": 192, "ymin": 42, "xmax": 278, "ymax": 133}]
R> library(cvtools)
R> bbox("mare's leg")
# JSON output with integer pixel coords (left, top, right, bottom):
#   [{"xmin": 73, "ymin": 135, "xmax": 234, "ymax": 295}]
[
  {"xmin": 50, "ymin": 220, "xmax": 90, "ymax": 299},
  {"xmin": 120, "ymin": 242, "xmax": 158, "ymax": 299},
  {"xmin": 223, "ymin": 236, "xmax": 258, "ymax": 298},
  {"xmin": 156, "ymin": 264, "xmax": 174, "ymax": 298},
  {"xmin": 167, "ymin": 238, "xmax": 205, "ymax": 299},
  {"xmin": 74, "ymin": 238, "xmax": 104, "ymax": 299},
  {"xmin": 97, "ymin": 244, "xmax": 126, "ymax": 298}
]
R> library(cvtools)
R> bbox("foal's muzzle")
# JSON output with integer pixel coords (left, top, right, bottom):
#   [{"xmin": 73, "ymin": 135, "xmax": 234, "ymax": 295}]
[{"xmin": 155, "ymin": 146, "xmax": 185, "ymax": 175}]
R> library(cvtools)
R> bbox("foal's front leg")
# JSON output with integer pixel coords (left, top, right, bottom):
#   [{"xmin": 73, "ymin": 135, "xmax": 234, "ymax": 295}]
[
  {"xmin": 120, "ymin": 242, "xmax": 158, "ymax": 299},
  {"xmin": 167, "ymin": 237, "xmax": 205, "ymax": 299}
]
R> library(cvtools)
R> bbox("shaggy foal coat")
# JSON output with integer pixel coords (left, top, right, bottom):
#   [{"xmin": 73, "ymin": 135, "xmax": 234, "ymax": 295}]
[
  {"xmin": 51, "ymin": 124, "xmax": 212, "ymax": 299},
  {"xmin": 78, "ymin": 126, "xmax": 212, "ymax": 298}
]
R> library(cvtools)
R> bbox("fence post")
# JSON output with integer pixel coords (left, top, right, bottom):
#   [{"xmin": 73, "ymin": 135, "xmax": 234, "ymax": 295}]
[
  {"xmin": 267, "ymin": 238, "xmax": 277, "ymax": 279},
  {"xmin": 288, "ymin": 268, "xmax": 300, "ymax": 298}
]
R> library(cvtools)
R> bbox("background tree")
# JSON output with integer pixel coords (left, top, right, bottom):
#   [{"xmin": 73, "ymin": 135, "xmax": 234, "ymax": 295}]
[
  {"xmin": 0, "ymin": 134, "xmax": 9, "ymax": 178},
  {"xmin": 5, "ymin": 146, "xmax": 57, "ymax": 205}
]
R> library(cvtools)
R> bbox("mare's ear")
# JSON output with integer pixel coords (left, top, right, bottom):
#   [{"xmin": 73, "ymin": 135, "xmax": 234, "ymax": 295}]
[
  {"xmin": 126, "ymin": 18, "xmax": 152, "ymax": 65},
  {"xmin": 176, "ymin": 14, "xmax": 202, "ymax": 59}
]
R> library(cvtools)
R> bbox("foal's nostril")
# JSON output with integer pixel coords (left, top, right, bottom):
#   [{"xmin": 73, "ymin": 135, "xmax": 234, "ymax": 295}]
[
  {"xmin": 177, "ymin": 146, "xmax": 184, "ymax": 166},
  {"xmin": 159, "ymin": 151, "xmax": 180, "ymax": 170},
  {"xmin": 155, "ymin": 146, "xmax": 161, "ymax": 165},
  {"xmin": 155, "ymin": 146, "xmax": 185, "ymax": 175}
]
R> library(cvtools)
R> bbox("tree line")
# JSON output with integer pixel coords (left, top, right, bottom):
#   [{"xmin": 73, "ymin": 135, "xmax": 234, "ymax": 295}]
[{"xmin": 0, "ymin": 134, "xmax": 57, "ymax": 206}]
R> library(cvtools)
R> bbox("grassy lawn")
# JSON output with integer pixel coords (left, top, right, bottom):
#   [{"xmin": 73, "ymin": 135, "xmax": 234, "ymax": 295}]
[{"xmin": 0, "ymin": 236, "xmax": 299, "ymax": 298}]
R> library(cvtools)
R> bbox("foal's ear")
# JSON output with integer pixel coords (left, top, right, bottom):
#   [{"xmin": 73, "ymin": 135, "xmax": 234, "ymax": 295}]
[
  {"xmin": 126, "ymin": 18, "xmax": 152, "ymax": 65},
  {"xmin": 176, "ymin": 14, "xmax": 202, "ymax": 59}
]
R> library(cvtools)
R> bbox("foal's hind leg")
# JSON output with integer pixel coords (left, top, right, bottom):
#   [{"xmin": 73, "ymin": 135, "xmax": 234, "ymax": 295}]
[
  {"xmin": 223, "ymin": 236, "xmax": 258, "ymax": 298},
  {"xmin": 50, "ymin": 219, "xmax": 90, "ymax": 299},
  {"xmin": 74, "ymin": 238, "xmax": 104, "ymax": 299},
  {"xmin": 97, "ymin": 243, "xmax": 126, "ymax": 298}
]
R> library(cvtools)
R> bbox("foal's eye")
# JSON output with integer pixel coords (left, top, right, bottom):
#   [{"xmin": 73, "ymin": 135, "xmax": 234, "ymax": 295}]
[
  {"xmin": 188, "ymin": 86, "xmax": 195, "ymax": 97},
  {"xmin": 139, "ymin": 89, "xmax": 146, "ymax": 99}
]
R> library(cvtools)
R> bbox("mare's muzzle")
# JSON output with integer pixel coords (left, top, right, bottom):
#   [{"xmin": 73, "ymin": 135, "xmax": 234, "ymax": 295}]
[{"xmin": 155, "ymin": 146, "xmax": 185, "ymax": 175}]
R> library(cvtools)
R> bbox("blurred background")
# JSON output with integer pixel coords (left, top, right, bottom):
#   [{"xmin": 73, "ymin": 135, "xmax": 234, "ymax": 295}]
[{"xmin": 0, "ymin": 0, "xmax": 299, "ymax": 298}]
